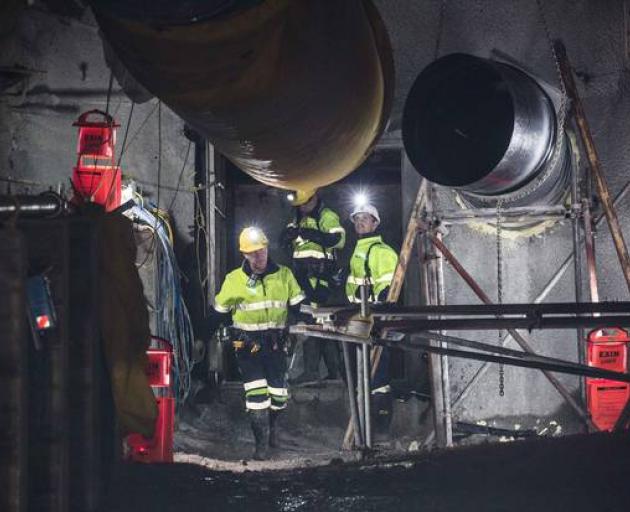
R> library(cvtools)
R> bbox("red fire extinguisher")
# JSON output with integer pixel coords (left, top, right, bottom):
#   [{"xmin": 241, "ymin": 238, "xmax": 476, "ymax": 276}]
[{"xmin": 71, "ymin": 110, "xmax": 122, "ymax": 212}]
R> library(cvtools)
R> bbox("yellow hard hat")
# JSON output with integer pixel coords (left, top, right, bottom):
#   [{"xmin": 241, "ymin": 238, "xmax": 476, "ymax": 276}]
[
  {"xmin": 287, "ymin": 188, "xmax": 317, "ymax": 207},
  {"xmin": 239, "ymin": 226, "xmax": 269, "ymax": 253}
]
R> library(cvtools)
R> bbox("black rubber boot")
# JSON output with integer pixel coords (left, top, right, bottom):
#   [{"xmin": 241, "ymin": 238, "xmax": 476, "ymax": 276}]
[
  {"xmin": 372, "ymin": 392, "xmax": 394, "ymax": 442},
  {"xmin": 249, "ymin": 410, "xmax": 269, "ymax": 460},
  {"xmin": 269, "ymin": 409, "xmax": 281, "ymax": 448}
]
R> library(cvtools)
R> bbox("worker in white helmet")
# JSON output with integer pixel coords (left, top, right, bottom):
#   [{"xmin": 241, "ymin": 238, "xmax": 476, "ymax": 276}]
[{"xmin": 347, "ymin": 200, "xmax": 398, "ymax": 438}]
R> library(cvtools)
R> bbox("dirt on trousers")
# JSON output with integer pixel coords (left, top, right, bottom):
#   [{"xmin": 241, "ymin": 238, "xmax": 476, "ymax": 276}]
[{"xmin": 102, "ymin": 432, "xmax": 630, "ymax": 512}]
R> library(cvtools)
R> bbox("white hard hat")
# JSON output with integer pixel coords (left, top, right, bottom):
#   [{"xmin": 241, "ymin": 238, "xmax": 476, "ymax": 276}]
[{"xmin": 350, "ymin": 204, "xmax": 380, "ymax": 224}]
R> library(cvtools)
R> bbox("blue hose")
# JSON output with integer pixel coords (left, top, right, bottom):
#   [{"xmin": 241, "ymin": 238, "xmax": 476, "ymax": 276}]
[{"xmin": 130, "ymin": 204, "xmax": 195, "ymax": 405}]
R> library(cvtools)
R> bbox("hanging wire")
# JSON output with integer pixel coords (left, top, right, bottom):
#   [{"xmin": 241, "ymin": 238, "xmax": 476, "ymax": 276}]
[
  {"xmin": 166, "ymin": 139, "xmax": 193, "ymax": 214},
  {"xmin": 102, "ymin": 101, "xmax": 135, "ymax": 205},
  {"xmin": 121, "ymin": 100, "xmax": 160, "ymax": 155},
  {"xmin": 104, "ymin": 70, "xmax": 114, "ymax": 116}
]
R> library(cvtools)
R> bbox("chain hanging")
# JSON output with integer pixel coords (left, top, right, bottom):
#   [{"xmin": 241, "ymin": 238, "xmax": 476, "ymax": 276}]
[
  {"xmin": 535, "ymin": 0, "xmax": 569, "ymax": 173},
  {"xmin": 496, "ymin": 201, "xmax": 505, "ymax": 397}
]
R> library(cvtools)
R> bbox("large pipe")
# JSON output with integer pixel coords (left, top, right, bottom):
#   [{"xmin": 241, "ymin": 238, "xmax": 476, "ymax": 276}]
[
  {"xmin": 89, "ymin": 0, "xmax": 394, "ymax": 191},
  {"xmin": 402, "ymin": 54, "xmax": 570, "ymax": 208}
]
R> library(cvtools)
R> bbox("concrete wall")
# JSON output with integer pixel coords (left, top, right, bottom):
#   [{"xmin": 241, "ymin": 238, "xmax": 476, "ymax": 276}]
[{"xmin": 0, "ymin": 7, "xmax": 194, "ymax": 245}]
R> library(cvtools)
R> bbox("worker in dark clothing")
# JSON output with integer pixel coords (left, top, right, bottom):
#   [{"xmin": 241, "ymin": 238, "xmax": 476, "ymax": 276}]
[
  {"xmin": 346, "ymin": 201, "xmax": 398, "ymax": 438},
  {"xmin": 213, "ymin": 226, "xmax": 305, "ymax": 460},
  {"xmin": 281, "ymin": 188, "xmax": 346, "ymax": 384}
]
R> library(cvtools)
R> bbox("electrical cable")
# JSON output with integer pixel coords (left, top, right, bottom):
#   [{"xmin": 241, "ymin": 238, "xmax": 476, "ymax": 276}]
[{"xmin": 130, "ymin": 203, "xmax": 196, "ymax": 404}]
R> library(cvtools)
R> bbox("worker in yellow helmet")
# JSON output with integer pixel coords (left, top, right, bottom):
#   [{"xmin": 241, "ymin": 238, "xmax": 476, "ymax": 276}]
[
  {"xmin": 281, "ymin": 188, "xmax": 346, "ymax": 385},
  {"xmin": 213, "ymin": 226, "xmax": 305, "ymax": 460}
]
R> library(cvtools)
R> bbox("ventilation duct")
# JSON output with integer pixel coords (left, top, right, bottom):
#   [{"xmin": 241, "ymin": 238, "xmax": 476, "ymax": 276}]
[
  {"xmin": 402, "ymin": 53, "xmax": 570, "ymax": 210},
  {"xmin": 89, "ymin": 0, "xmax": 394, "ymax": 191}
]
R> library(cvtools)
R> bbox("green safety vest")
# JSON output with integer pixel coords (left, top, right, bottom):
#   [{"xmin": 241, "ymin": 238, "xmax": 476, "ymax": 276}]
[
  {"xmin": 215, "ymin": 264, "xmax": 305, "ymax": 331},
  {"xmin": 346, "ymin": 235, "xmax": 398, "ymax": 304},
  {"xmin": 289, "ymin": 206, "xmax": 346, "ymax": 260}
]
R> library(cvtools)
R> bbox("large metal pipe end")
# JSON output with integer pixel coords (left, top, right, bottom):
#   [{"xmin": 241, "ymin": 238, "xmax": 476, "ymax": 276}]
[{"xmin": 402, "ymin": 53, "xmax": 570, "ymax": 208}]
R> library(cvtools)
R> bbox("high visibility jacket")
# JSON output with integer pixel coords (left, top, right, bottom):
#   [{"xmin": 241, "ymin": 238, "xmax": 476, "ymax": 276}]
[
  {"xmin": 214, "ymin": 262, "xmax": 304, "ymax": 331},
  {"xmin": 346, "ymin": 234, "xmax": 398, "ymax": 304},
  {"xmin": 289, "ymin": 206, "xmax": 345, "ymax": 261}
]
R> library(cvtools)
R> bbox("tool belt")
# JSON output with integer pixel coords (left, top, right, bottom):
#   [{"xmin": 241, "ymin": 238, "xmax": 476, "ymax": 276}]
[{"xmin": 230, "ymin": 328, "xmax": 288, "ymax": 354}]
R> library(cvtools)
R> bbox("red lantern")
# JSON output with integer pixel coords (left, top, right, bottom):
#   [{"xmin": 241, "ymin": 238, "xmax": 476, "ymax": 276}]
[{"xmin": 71, "ymin": 110, "xmax": 121, "ymax": 212}]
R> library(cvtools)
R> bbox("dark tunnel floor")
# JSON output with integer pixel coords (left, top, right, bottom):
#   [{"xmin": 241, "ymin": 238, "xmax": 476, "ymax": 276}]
[{"xmin": 102, "ymin": 432, "xmax": 630, "ymax": 512}]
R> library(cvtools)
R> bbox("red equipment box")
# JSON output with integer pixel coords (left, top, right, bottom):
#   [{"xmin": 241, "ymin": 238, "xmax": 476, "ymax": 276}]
[
  {"xmin": 586, "ymin": 379, "xmax": 630, "ymax": 431},
  {"xmin": 585, "ymin": 327, "xmax": 630, "ymax": 431},
  {"xmin": 587, "ymin": 327, "xmax": 629, "ymax": 373},
  {"xmin": 126, "ymin": 337, "xmax": 175, "ymax": 463}
]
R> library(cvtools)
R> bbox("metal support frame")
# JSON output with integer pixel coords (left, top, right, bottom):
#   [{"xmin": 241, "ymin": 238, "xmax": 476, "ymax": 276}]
[
  {"xmin": 423, "ymin": 232, "xmax": 596, "ymax": 430},
  {"xmin": 570, "ymin": 146, "xmax": 586, "ymax": 402},
  {"xmin": 555, "ymin": 40, "xmax": 630, "ymax": 431},
  {"xmin": 434, "ymin": 230, "xmax": 453, "ymax": 447},
  {"xmin": 582, "ymin": 199, "xmax": 600, "ymax": 303},
  {"xmin": 434, "ymin": 204, "xmax": 576, "ymax": 224}
]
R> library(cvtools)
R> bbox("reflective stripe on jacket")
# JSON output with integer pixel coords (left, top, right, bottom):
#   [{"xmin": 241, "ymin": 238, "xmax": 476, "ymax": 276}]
[
  {"xmin": 290, "ymin": 206, "xmax": 345, "ymax": 260},
  {"xmin": 215, "ymin": 264, "xmax": 304, "ymax": 331},
  {"xmin": 346, "ymin": 235, "xmax": 398, "ymax": 303}
]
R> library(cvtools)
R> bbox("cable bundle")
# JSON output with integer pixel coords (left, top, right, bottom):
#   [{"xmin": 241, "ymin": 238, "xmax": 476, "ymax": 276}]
[{"xmin": 130, "ymin": 203, "xmax": 195, "ymax": 405}]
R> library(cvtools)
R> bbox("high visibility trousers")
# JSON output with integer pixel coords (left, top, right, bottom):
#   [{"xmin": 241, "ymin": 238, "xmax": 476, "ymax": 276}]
[{"xmin": 235, "ymin": 339, "xmax": 288, "ymax": 411}]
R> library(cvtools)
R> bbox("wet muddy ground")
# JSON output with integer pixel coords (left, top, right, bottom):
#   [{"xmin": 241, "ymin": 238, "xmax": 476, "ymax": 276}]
[{"xmin": 103, "ymin": 432, "xmax": 630, "ymax": 512}]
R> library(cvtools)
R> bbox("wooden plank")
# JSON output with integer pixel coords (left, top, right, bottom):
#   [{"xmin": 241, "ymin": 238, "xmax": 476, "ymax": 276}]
[{"xmin": 555, "ymin": 40, "xmax": 630, "ymax": 295}]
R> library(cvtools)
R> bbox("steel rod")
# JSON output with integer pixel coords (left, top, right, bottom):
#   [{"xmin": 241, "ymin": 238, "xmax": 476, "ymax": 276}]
[
  {"xmin": 360, "ymin": 284, "xmax": 372, "ymax": 449},
  {"xmin": 435, "ymin": 231, "xmax": 453, "ymax": 447},
  {"xmin": 291, "ymin": 329, "xmax": 630, "ymax": 384},
  {"xmin": 435, "ymin": 205, "xmax": 573, "ymax": 223},
  {"xmin": 379, "ymin": 315, "xmax": 630, "ymax": 331},
  {"xmin": 582, "ymin": 199, "xmax": 600, "ymax": 303},
  {"xmin": 319, "ymin": 301, "xmax": 630, "ymax": 318},
  {"xmin": 363, "ymin": 342, "xmax": 371, "ymax": 448},
  {"xmin": 416, "ymin": 331, "xmax": 597, "ymax": 370},
  {"xmin": 393, "ymin": 339, "xmax": 630, "ymax": 384},
  {"xmin": 570, "ymin": 150, "xmax": 586, "ymax": 403},
  {"xmin": 342, "ymin": 341, "xmax": 363, "ymax": 448},
  {"xmin": 356, "ymin": 345, "xmax": 365, "ymax": 444}
]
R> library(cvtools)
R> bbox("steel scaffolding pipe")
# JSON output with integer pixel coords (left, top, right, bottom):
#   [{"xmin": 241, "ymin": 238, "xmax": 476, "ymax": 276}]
[
  {"xmin": 402, "ymin": 53, "xmax": 570, "ymax": 209},
  {"xmin": 89, "ymin": 0, "xmax": 394, "ymax": 191}
]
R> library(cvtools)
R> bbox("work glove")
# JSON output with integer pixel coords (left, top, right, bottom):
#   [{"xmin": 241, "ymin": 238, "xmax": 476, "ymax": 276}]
[
  {"xmin": 280, "ymin": 226, "xmax": 299, "ymax": 249},
  {"xmin": 298, "ymin": 228, "xmax": 342, "ymax": 248}
]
